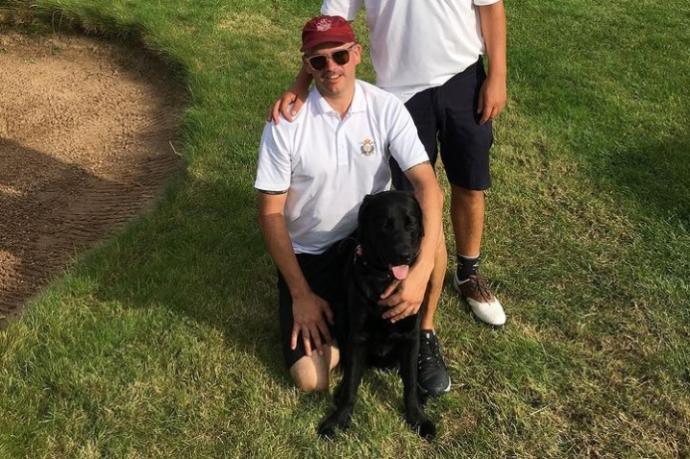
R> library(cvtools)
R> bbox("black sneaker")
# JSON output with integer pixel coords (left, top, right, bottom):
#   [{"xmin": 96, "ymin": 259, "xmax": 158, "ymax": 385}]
[{"xmin": 417, "ymin": 330, "xmax": 451, "ymax": 396}]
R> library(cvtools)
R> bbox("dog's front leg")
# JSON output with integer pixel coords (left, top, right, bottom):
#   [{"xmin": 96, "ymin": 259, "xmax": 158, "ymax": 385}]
[
  {"xmin": 399, "ymin": 337, "xmax": 436, "ymax": 440},
  {"xmin": 317, "ymin": 340, "xmax": 366, "ymax": 438}
]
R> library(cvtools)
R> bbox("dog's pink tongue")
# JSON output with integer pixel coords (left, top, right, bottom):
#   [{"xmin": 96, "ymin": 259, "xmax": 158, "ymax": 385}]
[{"xmin": 391, "ymin": 265, "xmax": 410, "ymax": 280}]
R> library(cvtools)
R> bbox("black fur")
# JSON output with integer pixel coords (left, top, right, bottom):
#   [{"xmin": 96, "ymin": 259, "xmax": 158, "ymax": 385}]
[{"xmin": 318, "ymin": 190, "xmax": 436, "ymax": 440}]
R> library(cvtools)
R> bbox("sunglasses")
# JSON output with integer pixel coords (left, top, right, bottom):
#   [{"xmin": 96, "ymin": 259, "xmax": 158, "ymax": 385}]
[{"xmin": 305, "ymin": 45, "xmax": 356, "ymax": 71}]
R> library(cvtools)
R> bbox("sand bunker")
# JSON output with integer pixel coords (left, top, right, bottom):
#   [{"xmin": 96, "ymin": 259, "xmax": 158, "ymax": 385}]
[{"xmin": 0, "ymin": 31, "xmax": 185, "ymax": 326}]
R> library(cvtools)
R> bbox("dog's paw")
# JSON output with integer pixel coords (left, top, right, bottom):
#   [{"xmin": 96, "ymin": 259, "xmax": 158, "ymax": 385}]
[
  {"xmin": 407, "ymin": 413, "xmax": 436, "ymax": 441},
  {"xmin": 317, "ymin": 420, "xmax": 338, "ymax": 439},
  {"xmin": 417, "ymin": 419, "xmax": 436, "ymax": 441},
  {"xmin": 317, "ymin": 411, "xmax": 351, "ymax": 439}
]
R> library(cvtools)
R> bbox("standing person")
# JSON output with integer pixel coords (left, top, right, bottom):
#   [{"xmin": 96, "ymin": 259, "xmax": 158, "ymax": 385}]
[
  {"xmin": 257, "ymin": 16, "xmax": 443, "ymax": 392},
  {"xmin": 271, "ymin": 1, "xmax": 508, "ymax": 396}
]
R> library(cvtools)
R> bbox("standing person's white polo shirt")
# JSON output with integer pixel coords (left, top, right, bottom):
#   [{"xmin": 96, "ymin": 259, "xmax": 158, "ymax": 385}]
[
  {"xmin": 255, "ymin": 79, "xmax": 428, "ymax": 255},
  {"xmin": 322, "ymin": 0, "xmax": 501, "ymax": 102}
]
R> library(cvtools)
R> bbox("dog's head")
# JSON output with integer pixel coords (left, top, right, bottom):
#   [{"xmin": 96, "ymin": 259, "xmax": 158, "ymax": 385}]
[{"xmin": 356, "ymin": 191, "xmax": 424, "ymax": 280}]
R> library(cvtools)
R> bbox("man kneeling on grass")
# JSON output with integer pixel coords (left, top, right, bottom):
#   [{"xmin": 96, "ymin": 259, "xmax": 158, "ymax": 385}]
[{"xmin": 255, "ymin": 16, "xmax": 443, "ymax": 391}]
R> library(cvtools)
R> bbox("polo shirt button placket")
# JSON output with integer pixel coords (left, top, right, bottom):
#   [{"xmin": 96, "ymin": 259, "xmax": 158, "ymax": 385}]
[{"xmin": 335, "ymin": 116, "xmax": 349, "ymax": 166}]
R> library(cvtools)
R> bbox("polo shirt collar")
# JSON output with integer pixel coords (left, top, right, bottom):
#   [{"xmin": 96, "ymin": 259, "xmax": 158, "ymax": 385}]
[{"xmin": 312, "ymin": 81, "xmax": 366, "ymax": 117}]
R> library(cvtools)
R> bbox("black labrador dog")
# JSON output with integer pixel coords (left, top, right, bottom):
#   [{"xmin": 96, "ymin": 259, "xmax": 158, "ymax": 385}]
[{"xmin": 318, "ymin": 190, "xmax": 436, "ymax": 440}]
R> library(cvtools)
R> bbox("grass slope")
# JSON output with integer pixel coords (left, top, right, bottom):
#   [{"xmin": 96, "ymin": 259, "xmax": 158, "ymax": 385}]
[{"xmin": 1, "ymin": 0, "xmax": 689, "ymax": 457}]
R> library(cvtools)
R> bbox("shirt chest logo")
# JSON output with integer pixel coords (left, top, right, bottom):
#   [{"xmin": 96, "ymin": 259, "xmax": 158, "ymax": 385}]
[{"xmin": 360, "ymin": 138, "xmax": 375, "ymax": 156}]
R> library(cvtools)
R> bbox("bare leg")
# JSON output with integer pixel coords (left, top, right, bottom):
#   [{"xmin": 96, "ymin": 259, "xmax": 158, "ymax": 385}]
[
  {"xmin": 289, "ymin": 345, "xmax": 340, "ymax": 392},
  {"xmin": 421, "ymin": 230, "xmax": 447, "ymax": 330},
  {"xmin": 450, "ymin": 185, "xmax": 485, "ymax": 258}
]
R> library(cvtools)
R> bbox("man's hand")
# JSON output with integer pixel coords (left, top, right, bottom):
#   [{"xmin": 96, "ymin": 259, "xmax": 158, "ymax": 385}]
[
  {"xmin": 268, "ymin": 87, "xmax": 307, "ymax": 124},
  {"xmin": 378, "ymin": 268, "xmax": 429, "ymax": 323},
  {"xmin": 268, "ymin": 67, "xmax": 312, "ymax": 124},
  {"xmin": 477, "ymin": 0, "xmax": 507, "ymax": 125},
  {"xmin": 291, "ymin": 290, "xmax": 334, "ymax": 356},
  {"xmin": 477, "ymin": 74, "xmax": 507, "ymax": 125}
]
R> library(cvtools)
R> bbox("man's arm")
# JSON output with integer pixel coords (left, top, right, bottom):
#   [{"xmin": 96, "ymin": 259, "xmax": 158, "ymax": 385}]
[
  {"xmin": 257, "ymin": 192, "xmax": 333, "ymax": 355},
  {"xmin": 477, "ymin": 0, "xmax": 508, "ymax": 124},
  {"xmin": 379, "ymin": 162, "xmax": 444, "ymax": 322}
]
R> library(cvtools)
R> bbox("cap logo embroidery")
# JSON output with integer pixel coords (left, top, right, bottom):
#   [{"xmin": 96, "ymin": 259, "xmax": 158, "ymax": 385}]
[
  {"xmin": 315, "ymin": 18, "xmax": 333, "ymax": 32},
  {"xmin": 361, "ymin": 138, "xmax": 375, "ymax": 156}
]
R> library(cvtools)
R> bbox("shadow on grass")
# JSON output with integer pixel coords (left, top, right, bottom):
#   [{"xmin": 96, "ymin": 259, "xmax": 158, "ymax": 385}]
[
  {"xmin": 599, "ymin": 135, "xmax": 690, "ymax": 225},
  {"xmin": 81, "ymin": 171, "xmax": 293, "ymax": 386}
]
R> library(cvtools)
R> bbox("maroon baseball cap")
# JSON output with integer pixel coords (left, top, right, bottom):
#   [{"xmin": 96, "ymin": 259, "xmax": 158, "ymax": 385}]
[{"xmin": 301, "ymin": 15, "xmax": 355, "ymax": 51}]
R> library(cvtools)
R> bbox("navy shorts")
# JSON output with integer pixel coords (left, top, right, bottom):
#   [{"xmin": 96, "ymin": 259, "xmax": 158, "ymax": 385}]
[
  {"xmin": 391, "ymin": 57, "xmax": 493, "ymax": 191},
  {"xmin": 277, "ymin": 239, "xmax": 350, "ymax": 369}
]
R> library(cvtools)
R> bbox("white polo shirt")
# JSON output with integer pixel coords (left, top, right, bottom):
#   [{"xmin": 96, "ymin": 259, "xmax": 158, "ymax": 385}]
[
  {"xmin": 255, "ymin": 80, "xmax": 428, "ymax": 255},
  {"xmin": 322, "ymin": 0, "xmax": 501, "ymax": 102}
]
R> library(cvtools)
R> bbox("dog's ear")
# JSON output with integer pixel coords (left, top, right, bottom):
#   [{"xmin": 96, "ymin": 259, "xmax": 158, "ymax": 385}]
[{"xmin": 358, "ymin": 194, "xmax": 373, "ymax": 218}]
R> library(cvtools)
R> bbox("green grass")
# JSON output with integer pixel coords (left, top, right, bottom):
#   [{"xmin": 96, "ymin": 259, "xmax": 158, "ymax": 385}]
[{"xmin": 1, "ymin": 0, "xmax": 689, "ymax": 457}]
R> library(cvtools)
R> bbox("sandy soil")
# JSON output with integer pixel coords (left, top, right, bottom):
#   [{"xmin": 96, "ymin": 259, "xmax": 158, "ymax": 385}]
[{"xmin": 0, "ymin": 31, "xmax": 186, "ymax": 327}]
